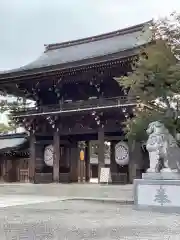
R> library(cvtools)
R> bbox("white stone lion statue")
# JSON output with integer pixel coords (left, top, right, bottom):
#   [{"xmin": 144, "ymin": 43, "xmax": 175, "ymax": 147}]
[{"xmin": 146, "ymin": 121, "xmax": 180, "ymax": 173}]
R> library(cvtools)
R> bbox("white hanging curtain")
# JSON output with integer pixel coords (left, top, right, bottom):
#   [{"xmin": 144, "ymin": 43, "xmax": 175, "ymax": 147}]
[
  {"xmin": 44, "ymin": 144, "xmax": 54, "ymax": 166},
  {"xmin": 115, "ymin": 141, "xmax": 129, "ymax": 166}
]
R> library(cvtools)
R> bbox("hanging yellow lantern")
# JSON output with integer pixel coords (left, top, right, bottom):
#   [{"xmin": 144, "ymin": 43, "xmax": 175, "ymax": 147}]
[{"xmin": 80, "ymin": 150, "xmax": 84, "ymax": 161}]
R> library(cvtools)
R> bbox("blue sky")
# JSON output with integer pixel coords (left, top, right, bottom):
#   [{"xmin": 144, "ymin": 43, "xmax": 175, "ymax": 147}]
[{"xmin": 0, "ymin": 0, "xmax": 180, "ymax": 70}]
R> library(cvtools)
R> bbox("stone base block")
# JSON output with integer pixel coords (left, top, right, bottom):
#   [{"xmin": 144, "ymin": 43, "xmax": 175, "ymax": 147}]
[
  {"xmin": 142, "ymin": 172, "xmax": 180, "ymax": 180},
  {"xmin": 134, "ymin": 179, "xmax": 180, "ymax": 213}
]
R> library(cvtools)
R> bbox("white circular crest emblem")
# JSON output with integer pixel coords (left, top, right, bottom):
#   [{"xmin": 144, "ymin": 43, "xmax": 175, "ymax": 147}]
[
  {"xmin": 115, "ymin": 141, "xmax": 129, "ymax": 165},
  {"xmin": 44, "ymin": 144, "xmax": 54, "ymax": 167}
]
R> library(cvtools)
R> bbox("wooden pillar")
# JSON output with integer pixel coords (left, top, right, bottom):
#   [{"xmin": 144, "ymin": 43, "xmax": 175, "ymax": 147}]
[
  {"xmin": 78, "ymin": 141, "xmax": 86, "ymax": 183},
  {"xmin": 128, "ymin": 141, "xmax": 143, "ymax": 183},
  {"xmin": 53, "ymin": 128, "xmax": 60, "ymax": 182},
  {"xmin": 77, "ymin": 147, "xmax": 81, "ymax": 183},
  {"xmin": 70, "ymin": 143, "xmax": 78, "ymax": 182},
  {"xmin": 110, "ymin": 141, "xmax": 117, "ymax": 179},
  {"xmin": 29, "ymin": 131, "xmax": 36, "ymax": 183},
  {"xmin": 82, "ymin": 156, "xmax": 86, "ymax": 182},
  {"xmin": 85, "ymin": 141, "xmax": 91, "ymax": 182},
  {"xmin": 98, "ymin": 126, "xmax": 105, "ymax": 181},
  {"xmin": 35, "ymin": 144, "xmax": 44, "ymax": 173},
  {"xmin": 65, "ymin": 146, "xmax": 70, "ymax": 168}
]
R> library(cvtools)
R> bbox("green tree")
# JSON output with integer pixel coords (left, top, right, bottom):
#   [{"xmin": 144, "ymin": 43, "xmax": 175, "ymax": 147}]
[
  {"xmin": 0, "ymin": 123, "xmax": 15, "ymax": 134},
  {"xmin": 115, "ymin": 12, "xmax": 180, "ymax": 141},
  {"xmin": 0, "ymin": 95, "xmax": 30, "ymax": 133}
]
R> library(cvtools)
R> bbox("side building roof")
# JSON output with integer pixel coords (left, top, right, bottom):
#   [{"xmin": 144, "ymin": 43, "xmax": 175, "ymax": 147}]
[
  {"xmin": 0, "ymin": 133, "xmax": 28, "ymax": 154},
  {"xmin": 0, "ymin": 21, "xmax": 152, "ymax": 79}
]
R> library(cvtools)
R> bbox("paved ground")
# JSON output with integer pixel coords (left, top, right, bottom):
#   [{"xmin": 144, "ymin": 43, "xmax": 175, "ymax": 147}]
[
  {"xmin": 0, "ymin": 199, "xmax": 180, "ymax": 239},
  {"xmin": 0, "ymin": 184, "xmax": 179, "ymax": 239},
  {"xmin": 0, "ymin": 183, "xmax": 133, "ymax": 202}
]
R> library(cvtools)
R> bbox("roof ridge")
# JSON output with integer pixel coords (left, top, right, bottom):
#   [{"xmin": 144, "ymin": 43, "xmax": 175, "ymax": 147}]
[{"xmin": 45, "ymin": 20, "xmax": 151, "ymax": 52}]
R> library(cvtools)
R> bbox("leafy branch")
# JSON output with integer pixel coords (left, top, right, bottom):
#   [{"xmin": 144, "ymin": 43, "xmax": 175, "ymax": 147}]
[{"xmin": 115, "ymin": 12, "xmax": 180, "ymax": 141}]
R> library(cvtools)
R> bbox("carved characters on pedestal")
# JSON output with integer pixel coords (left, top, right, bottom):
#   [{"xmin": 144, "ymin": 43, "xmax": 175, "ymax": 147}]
[{"xmin": 154, "ymin": 185, "xmax": 171, "ymax": 206}]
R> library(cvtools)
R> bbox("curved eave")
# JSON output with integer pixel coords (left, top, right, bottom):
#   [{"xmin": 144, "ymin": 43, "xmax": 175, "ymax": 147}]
[{"xmin": 0, "ymin": 46, "xmax": 142, "ymax": 82}]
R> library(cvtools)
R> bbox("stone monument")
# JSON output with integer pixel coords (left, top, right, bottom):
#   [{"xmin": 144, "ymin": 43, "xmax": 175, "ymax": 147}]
[{"xmin": 134, "ymin": 121, "xmax": 180, "ymax": 213}]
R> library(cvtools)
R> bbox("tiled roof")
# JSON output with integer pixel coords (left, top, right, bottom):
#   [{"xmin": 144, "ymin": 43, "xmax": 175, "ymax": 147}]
[
  {"xmin": 0, "ymin": 133, "xmax": 28, "ymax": 152},
  {"xmin": 0, "ymin": 21, "xmax": 152, "ymax": 78}
]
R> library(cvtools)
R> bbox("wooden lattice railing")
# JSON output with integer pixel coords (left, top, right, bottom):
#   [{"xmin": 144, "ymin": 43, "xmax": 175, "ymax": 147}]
[
  {"xmin": 13, "ymin": 96, "xmax": 137, "ymax": 117},
  {"xmin": 19, "ymin": 169, "xmax": 29, "ymax": 182}
]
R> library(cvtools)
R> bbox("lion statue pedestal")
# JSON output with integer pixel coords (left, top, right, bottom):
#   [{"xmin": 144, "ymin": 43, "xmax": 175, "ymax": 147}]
[{"xmin": 134, "ymin": 121, "xmax": 180, "ymax": 213}]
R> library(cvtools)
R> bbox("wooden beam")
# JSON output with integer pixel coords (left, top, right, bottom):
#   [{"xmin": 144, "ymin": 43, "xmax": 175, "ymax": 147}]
[
  {"xmin": 35, "ymin": 139, "xmax": 70, "ymax": 145},
  {"xmin": 105, "ymin": 136, "xmax": 124, "ymax": 141}
]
